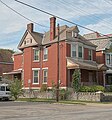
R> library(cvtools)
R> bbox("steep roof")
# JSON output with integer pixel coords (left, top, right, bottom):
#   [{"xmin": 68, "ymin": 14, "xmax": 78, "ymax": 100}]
[
  {"xmin": 42, "ymin": 25, "xmax": 96, "ymax": 47},
  {"xmin": 0, "ymin": 49, "xmax": 13, "ymax": 63},
  {"xmin": 18, "ymin": 30, "xmax": 43, "ymax": 49},
  {"xmin": 84, "ymin": 33, "xmax": 112, "ymax": 51}
]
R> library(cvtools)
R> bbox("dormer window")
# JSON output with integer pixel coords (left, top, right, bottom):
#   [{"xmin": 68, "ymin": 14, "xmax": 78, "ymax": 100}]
[{"xmin": 72, "ymin": 31, "xmax": 78, "ymax": 38}]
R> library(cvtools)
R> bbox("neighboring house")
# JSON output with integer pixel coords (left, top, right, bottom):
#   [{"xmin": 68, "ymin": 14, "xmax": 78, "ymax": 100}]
[
  {"xmin": 84, "ymin": 32, "xmax": 112, "ymax": 86},
  {"xmin": 0, "ymin": 49, "xmax": 14, "ymax": 80},
  {"xmin": 5, "ymin": 17, "xmax": 106, "ymax": 90}
]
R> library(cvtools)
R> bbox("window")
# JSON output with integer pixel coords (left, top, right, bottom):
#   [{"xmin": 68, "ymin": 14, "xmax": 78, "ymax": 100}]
[
  {"xmin": 72, "ymin": 31, "xmax": 78, "ymax": 38},
  {"xmin": 34, "ymin": 49, "xmax": 40, "ymax": 61},
  {"xmin": 88, "ymin": 49, "xmax": 92, "ymax": 60},
  {"xmin": 78, "ymin": 46, "xmax": 83, "ymax": 58},
  {"xmin": 43, "ymin": 69, "xmax": 48, "ymax": 83},
  {"xmin": 71, "ymin": 44, "xmax": 76, "ymax": 57},
  {"xmin": 33, "ymin": 70, "xmax": 39, "ymax": 84},
  {"xmin": 43, "ymin": 48, "xmax": 48, "ymax": 60},
  {"xmin": 0, "ymin": 86, "xmax": 5, "ymax": 91},
  {"xmin": 106, "ymin": 54, "xmax": 110, "ymax": 65}
]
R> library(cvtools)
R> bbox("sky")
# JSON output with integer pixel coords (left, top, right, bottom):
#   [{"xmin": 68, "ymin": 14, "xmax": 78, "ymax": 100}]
[{"xmin": 0, "ymin": 0, "xmax": 112, "ymax": 51}]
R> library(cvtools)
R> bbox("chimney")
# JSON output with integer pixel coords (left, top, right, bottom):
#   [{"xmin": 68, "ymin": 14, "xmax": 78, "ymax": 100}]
[
  {"xmin": 27, "ymin": 23, "xmax": 33, "ymax": 32},
  {"xmin": 50, "ymin": 17, "xmax": 56, "ymax": 41}
]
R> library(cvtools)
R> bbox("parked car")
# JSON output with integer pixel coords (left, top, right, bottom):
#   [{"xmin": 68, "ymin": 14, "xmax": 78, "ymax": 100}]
[{"xmin": 0, "ymin": 84, "xmax": 11, "ymax": 100}]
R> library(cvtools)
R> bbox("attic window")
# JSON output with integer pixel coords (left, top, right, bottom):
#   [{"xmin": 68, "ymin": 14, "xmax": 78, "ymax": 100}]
[
  {"xmin": 72, "ymin": 31, "xmax": 78, "ymax": 38},
  {"xmin": 30, "ymin": 39, "xmax": 32, "ymax": 43},
  {"xmin": 24, "ymin": 41, "xmax": 26, "ymax": 45}
]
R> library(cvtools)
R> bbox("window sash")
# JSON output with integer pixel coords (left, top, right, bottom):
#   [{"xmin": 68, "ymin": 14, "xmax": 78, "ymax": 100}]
[
  {"xmin": 78, "ymin": 46, "xmax": 83, "ymax": 58},
  {"xmin": 33, "ymin": 70, "xmax": 39, "ymax": 83},
  {"xmin": 34, "ymin": 50, "xmax": 39, "ymax": 61},
  {"xmin": 88, "ymin": 50, "xmax": 92, "ymax": 60},
  {"xmin": 71, "ymin": 44, "xmax": 76, "ymax": 57},
  {"xmin": 43, "ymin": 48, "xmax": 48, "ymax": 60},
  {"xmin": 43, "ymin": 70, "xmax": 48, "ymax": 83}
]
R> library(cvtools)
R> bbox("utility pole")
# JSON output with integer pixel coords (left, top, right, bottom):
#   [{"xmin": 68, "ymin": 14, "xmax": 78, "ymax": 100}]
[{"xmin": 56, "ymin": 23, "xmax": 60, "ymax": 102}]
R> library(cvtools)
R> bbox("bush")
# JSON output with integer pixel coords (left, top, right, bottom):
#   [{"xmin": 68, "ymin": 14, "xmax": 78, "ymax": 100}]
[
  {"xmin": 79, "ymin": 86, "xmax": 91, "ymax": 92},
  {"xmin": 90, "ymin": 85, "xmax": 105, "ymax": 92},
  {"xmin": 59, "ymin": 89, "xmax": 71, "ymax": 100},
  {"xmin": 40, "ymin": 84, "xmax": 47, "ymax": 92},
  {"xmin": 79, "ymin": 85, "xmax": 105, "ymax": 92}
]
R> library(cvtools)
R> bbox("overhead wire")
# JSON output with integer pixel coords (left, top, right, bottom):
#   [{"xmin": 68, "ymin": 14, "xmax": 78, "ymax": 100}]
[
  {"xmin": 55, "ymin": 0, "xmax": 112, "ymax": 31},
  {"xmin": 15, "ymin": 0, "xmax": 112, "ymax": 38},
  {"xmin": 0, "ymin": 0, "xmax": 49, "ymax": 29}
]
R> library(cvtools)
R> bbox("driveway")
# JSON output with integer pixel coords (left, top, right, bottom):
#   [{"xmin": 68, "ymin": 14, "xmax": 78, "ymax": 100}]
[{"xmin": 0, "ymin": 101, "xmax": 112, "ymax": 120}]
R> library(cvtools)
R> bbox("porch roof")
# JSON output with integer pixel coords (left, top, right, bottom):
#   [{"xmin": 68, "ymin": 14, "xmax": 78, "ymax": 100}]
[
  {"xmin": 67, "ymin": 58, "xmax": 98, "ymax": 70},
  {"xmin": 67, "ymin": 58, "xmax": 108, "ymax": 71},
  {"xmin": 3, "ymin": 69, "xmax": 22, "ymax": 75}
]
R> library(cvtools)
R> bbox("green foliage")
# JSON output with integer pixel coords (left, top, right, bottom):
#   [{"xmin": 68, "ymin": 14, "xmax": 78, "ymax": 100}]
[
  {"xmin": 79, "ymin": 86, "xmax": 91, "ymax": 92},
  {"xmin": 51, "ymin": 81, "xmax": 57, "ymax": 98},
  {"xmin": 9, "ymin": 79, "xmax": 23, "ymax": 100},
  {"xmin": 72, "ymin": 69, "xmax": 81, "ymax": 92},
  {"xmin": 40, "ymin": 84, "xmax": 48, "ymax": 92},
  {"xmin": 90, "ymin": 85, "xmax": 105, "ymax": 92},
  {"xmin": 79, "ymin": 85, "xmax": 105, "ymax": 92},
  {"xmin": 59, "ymin": 89, "xmax": 71, "ymax": 100}
]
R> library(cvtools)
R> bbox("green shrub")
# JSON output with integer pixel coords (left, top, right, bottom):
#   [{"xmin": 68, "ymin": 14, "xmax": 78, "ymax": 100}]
[
  {"xmin": 40, "ymin": 84, "xmax": 47, "ymax": 92},
  {"xmin": 79, "ymin": 86, "xmax": 91, "ymax": 92},
  {"xmin": 79, "ymin": 85, "xmax": 105, "ymax": 92},
  {"xmin": 59, "ymin": 89, "xmax": 71, "ymax": 100},
  {"xmin": 91, "ymin": 85, "xmax": 105, "ymax": 92}
]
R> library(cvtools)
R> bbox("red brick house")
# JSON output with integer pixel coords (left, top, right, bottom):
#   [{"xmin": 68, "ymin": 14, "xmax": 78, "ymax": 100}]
[
  {"xmin": 84, "ymin": 32, "xmax": 111, "ymax": 86},
  {"xmin": 0, "ymin": 49, "xmax": 13, "ymax": 81},
  {"xmin": 7, "ymin": 17, "xmax": 106, "ymax": 90}
]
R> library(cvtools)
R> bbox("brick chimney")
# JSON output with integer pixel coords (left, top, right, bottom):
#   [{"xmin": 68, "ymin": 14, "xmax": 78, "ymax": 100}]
[
  {"xmin": 27, "ymin": 23, "xmax": 33, "ymax": 32},
  {"xmin": 50, "ymin": 17, "xmax": 56, "ymax": 41}
]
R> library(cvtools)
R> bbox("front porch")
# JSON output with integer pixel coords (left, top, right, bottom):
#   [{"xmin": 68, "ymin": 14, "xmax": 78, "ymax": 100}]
[{"xmin": 67, "ymin": 57, "xmax": 107, "ymax": 87}]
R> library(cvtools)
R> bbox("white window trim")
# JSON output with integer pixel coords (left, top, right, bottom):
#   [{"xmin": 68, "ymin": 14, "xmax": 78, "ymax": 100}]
[
  {"xmin": 33, "ymin": 49, "xmax": 40, "ymax": 62},
  {"xmin": 42, "ymin": 68, "xmax": 48, "ymax": 84},
  {"xmin": 43, "ymin": 48, "xmax": 48, "ymax": 61},
  {"xmin": 32, "ymin": 69, "xmax": 40, "ymax": 84},
  {"xmin": 32, "ymin": 68, "xmax": 40, "ymax": 70},
  {"xmin": 78, "ymin": 45, "xmax": 84, "ymax": 59},
  {"xmin": 71, "ymin": 44, "xmax": 77, "ymax": 58},
  {"xmin": 88, "ymin": 49, "xmax": 93, "ymax": 61}
]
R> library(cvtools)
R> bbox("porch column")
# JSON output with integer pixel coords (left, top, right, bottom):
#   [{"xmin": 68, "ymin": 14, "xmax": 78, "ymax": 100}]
[
  {"xmin": 67, "ymin": 69, "xmax": 70, "ymax": 87},
  {"xmin": 103, "ymin": 71, "xmax": 106, "ymax": 87}
]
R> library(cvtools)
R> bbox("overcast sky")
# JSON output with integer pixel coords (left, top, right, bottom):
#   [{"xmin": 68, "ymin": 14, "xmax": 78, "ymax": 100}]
[{"xmin": 0, "ymin": 0, "xmax": 112, "ymax": 50}]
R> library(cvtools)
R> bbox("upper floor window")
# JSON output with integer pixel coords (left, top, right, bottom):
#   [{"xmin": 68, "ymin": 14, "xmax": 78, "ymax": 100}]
[
  {"xmin": 71, "ymin": 44, "xmax": 76, "ymax": 57},
  {"xmin": 43, "ymin": 48, "xmax": 48, "ymax": 61},
  {"xmin": 72, "ymin": 31, "xmax": 78, "ymax": 38},
  {"xmin": 78, "ymin": 46, "xmax": 83, "ymax": 58},
  {"xmin": 106, "ymin": 54, "xmax": 111, "ymax": 65},
  {"xmin": 33, "ymin": 70, "xmax": 39, "ymax": 84},
  {"xmin": 43, "ymin": 69, "xmax": 48, "ymax": 83},
  {"xmin": 34, "ymin": 49, "xmax": 40, "ymax": 61},
  {"xmin": 88, "ymin": 49, "xmax": 92, "ymax": 60}
]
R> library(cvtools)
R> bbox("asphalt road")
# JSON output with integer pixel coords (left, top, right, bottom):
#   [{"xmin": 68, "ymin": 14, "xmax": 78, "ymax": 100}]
[{"xmin": 0, "ymin": 101, "xmax": 112, "ymax": 120}]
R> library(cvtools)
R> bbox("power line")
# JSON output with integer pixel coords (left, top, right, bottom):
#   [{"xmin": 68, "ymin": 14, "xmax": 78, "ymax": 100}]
[
  {"xmin": 15, "ymin": 0, "xmax": 111, "ymax": 38},
  {"xmin": 58, "ymin": 0, "xmax": 112, "ymax": 31},
  {"xmin": 14, "ymin": 0, "xmax": 99, "ymax": 33},
  {"xmin": 0, "ymin": 0, "xmax": 49, "ymax": 28}
]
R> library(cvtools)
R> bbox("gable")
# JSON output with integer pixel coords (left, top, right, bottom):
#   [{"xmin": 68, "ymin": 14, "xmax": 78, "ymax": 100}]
[{"xmin": 18, "ymin": 31, "xmax": 39, "ymax": 50}]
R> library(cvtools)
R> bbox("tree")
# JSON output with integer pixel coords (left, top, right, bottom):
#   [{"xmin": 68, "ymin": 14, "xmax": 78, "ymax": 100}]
[
  {"xmin": 9, "ymin": 78, "xmax": 23, "ymax": 100},
  {"xmin": 72, "ymin": 69, "xmax": 81, "ymax": 93}
]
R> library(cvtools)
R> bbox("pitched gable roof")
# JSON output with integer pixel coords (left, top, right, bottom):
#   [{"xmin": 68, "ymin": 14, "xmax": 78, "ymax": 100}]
[
  {"xmin": 42, "ymin": 25, "xmax": 96, "ymax": 47},
  {"xmin": 84, "ymin": 33, "xmax": 112, "ymax": 51},
  {"xmin": 18, "ymin": 30, "xmax": 43, "ymax": 50},
  {"xmin": 0, "ymin": 49, "xmax": 13, "ymax": 63}
]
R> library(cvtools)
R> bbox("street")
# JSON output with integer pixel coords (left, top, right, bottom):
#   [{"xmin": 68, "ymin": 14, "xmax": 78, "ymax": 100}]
[{"xmin": 0, "ymin": 101, "xmax": 112, "ymax": 120}]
